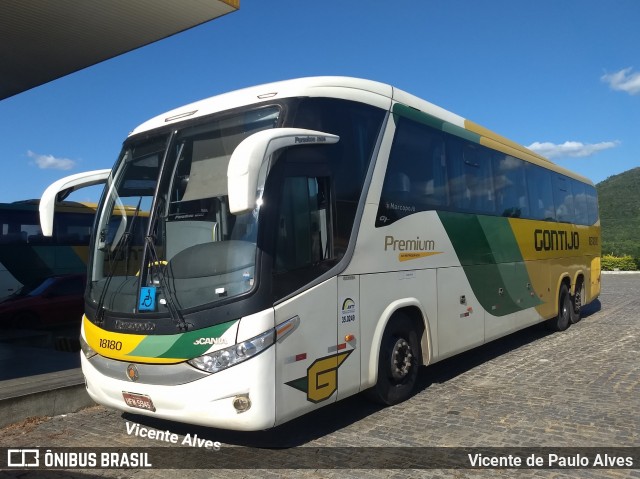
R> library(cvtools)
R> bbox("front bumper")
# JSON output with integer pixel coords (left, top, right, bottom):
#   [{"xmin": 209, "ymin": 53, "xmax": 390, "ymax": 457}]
[{"xmin": 81, "ymin": 347, "xmax": 276, "ymax": 431}]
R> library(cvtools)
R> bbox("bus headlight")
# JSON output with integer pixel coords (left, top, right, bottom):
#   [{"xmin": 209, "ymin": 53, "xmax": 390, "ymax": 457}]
[
  {"xmin": 79, "ymin": 335, "xmax": 97, "ymax": 359},
  {"xmin": 188, "ymin": 329, "xmax": 275, "ymax": 374}
]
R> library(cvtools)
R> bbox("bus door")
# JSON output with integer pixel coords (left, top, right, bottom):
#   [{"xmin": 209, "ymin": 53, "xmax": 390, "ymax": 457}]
[
  {"xmin": 273, "ymin": 274, "xmax": 360, "ymax": 424},
  {"xmin": 272, "ymin": 164, "xmax": 344, "ymax": 425},
  {"xmin": 274, "ymin": 279, "xmax": 338, "ymax": 425}
]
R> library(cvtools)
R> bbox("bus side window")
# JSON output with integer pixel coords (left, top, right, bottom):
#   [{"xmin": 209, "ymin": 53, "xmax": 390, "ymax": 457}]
[
  {"xmin": 526, "ymin": 163, "xmax": 556, "ymax": 221},
  {"xmin": 0, "ymin": 232, "xmax": 27, "ymax": 243},
  {"xmin": 493, "ymin": 153, "xmax": 529, "ymax": 218},
  {"xmin": 446, "ymin": 137, "xmax": 468, "ymax": 211},
  {"xmin": 56, "ymin": 212, "xmax": 94, "ymax": 245},
  {"xmin": 293, "ymin": 98, "xmax": 384, "ymax": 254},
  {"xmin": 553, "ymin": 174, "xmax": 575, "ymax": 223},
  {"xmin": 585, "ymin": 185, "xmax": 599, "ymax": 225},
  {"xmin": 463, "ymin": 144, "xmax": 495, "ymax": 214},
  {"xmin": 572, "ymin": 180, "xmax": 589, "ymax": 225},
  {"xmin": 410, "ymin": 132, "xmax": 448, "ymax": 208},
  {"xmin": 274, "ymin": 176, "xmax": 332, "ymax": 273},
  {"xmin": 448, "ymin": 139, "xmax": 495, "ymax": 215},
  {"xmin": 380, "ymin": 116, "xmax": 448, "ymax": 220}
]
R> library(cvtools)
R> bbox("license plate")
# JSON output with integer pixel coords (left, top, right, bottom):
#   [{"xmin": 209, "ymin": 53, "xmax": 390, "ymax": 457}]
[{"xmin": 122, "ymin": 392, "xmax": 156, "ymax": 412}]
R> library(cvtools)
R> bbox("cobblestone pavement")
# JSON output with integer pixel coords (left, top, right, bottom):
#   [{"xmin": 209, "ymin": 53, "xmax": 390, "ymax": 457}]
[{"xmin": 1, "ymin": 274, "xmax": 639, "ymax": 479}]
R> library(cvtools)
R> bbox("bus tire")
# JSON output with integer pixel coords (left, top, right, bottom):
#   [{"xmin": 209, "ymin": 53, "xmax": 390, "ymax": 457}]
[
  {"xmin": 367, "ymin": 313, "xmax": 421, "ymax": 406},
  {"xmin": 547, "ymin": 284, "xmax": 571, "ymax": 332},
  {"xmin": 570, "ymin": 280, "xmax": 583, "ymax": 324}
]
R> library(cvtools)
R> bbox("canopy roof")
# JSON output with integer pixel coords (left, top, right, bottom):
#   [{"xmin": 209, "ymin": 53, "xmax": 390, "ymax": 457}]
[{"xmin": 0, "ymin": 0, "xmax": 238, "ymax": 100}]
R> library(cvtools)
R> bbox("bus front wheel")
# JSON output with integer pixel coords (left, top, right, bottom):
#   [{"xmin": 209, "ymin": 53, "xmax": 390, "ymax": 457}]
[
  {"xmin": 547, "ymin": 284, "xmax": 571, "ymax": 332},
  {"xmin": 367, "ymin": 314, "xmax": 421, "ymax": 406}
]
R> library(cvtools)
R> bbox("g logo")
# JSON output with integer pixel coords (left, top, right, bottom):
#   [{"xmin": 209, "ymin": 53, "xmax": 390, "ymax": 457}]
[{"xmin": 285, "ymin": 350, "xmax": 352, "ymax": 403}]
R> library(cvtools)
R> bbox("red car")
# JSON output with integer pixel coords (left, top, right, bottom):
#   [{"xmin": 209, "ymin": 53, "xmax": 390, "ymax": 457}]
[{"xmin": 0, "ymin": 274, "xmax": 86, "ymax": 329}]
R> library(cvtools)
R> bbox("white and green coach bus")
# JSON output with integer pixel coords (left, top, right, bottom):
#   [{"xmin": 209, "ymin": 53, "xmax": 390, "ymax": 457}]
[{"xmin": 42, "ymin": 77, "xmax": 601, "ymax": 430}]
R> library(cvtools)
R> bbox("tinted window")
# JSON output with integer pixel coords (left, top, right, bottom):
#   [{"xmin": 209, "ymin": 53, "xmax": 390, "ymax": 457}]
[
  {"xmin": 456, "ymin": 143, "xmax": 495, "ymax": 214},
  {"xmin": 379, "ymin": 117, "xmax": 448, "ymax": 220},
  {"xmin": 0, "ymin": 210, "xmax": 39, "ymax": 243},
  {"xmin": 376, "ymin": 107, "xmax": 596, "ymax": 227},
  {"xmin": 270, "ymin": 167, "xmax": 337, "ymax": 301},
  {"xmin": 292, "ymin": 98, "xmax": 385, "ymax": 253},
  {"xmin": 57, "ymin": 213, "xmax": 94, "ymax": 244},
  {"xmin": 0, "ymin": 209, "xmax": 94, "ymax": 245},
  {"xmin": 493, "ymin": 154, "xmax": 529, "ymax": 218},
  {"xmin": 572, "ymin": 180, "xmax": 589, "ymax": 225},
  {"xmin": 553, "ymin": 174, "xmax": 575, "ymax": 223},
  {"xmin": 526, "ymin": 164, "xmax": 556, "ymax": 221},
  {"xmin": 585, "ymin": 185, "xmax": 599, "ymax": 225},
  {"xmin": 275, "ymin": 176, "xmax": 332, "ymax": 273}
]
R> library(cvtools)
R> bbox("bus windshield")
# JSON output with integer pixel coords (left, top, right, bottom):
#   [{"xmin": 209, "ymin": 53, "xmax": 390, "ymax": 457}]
[{"xmin": 90, "ymin": 106, "xmax": 280, "ymax": 316}]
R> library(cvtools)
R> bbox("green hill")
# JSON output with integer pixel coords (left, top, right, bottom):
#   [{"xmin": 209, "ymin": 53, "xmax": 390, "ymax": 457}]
[{"xmin": 596, "ymin": 167, "xmax": 640, "ymax": 258}]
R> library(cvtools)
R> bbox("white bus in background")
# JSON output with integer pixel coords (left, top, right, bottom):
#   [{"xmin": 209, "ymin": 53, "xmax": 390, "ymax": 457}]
[{"xmin": 41, "ymin": 77, "xmax": 600, "ymax": 430}]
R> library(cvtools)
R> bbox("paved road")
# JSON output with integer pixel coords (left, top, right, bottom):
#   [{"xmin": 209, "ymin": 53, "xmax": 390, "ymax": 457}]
[{"xmin": 1, "ymin": 274, "xmax": 639, "ymax": 478}]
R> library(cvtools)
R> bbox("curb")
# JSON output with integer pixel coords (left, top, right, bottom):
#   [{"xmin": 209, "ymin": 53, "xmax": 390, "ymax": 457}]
[{"xmin": 0, "ymin": 369, "xmax": 95, "ymax": 429}]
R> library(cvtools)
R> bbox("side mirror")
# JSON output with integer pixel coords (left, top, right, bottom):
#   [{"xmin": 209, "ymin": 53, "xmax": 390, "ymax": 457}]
[
  {"xmin": 39, "ymin": 169, "xmax": 111, "ymax": 236},
  {"xmin": 227, "ymin": 128, "xmax": 339, "ymax": 214}
]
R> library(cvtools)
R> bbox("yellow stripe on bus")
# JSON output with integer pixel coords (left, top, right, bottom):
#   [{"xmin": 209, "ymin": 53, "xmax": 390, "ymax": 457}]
[{"xmin": 83, "ymin": 316, "xmax": 182, "ymax": 364}]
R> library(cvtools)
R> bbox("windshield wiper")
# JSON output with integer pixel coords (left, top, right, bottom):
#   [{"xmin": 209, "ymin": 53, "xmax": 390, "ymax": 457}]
[
  {"xmin": 136, "ymin": 140, "xmax": 188, "ymax": 332},
  {"xmin": 144, "ymin": 233, "xmax": 187, "ymax": 331},
  {"xmin": 95, "ymin": 197, "xmax": 142, "ymax": 325}
]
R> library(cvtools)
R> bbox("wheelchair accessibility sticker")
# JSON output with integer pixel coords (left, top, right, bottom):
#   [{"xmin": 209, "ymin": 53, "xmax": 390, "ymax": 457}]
[{"xmin": 138, "ymin": 287, "xmax": 156, "ymax": 312}]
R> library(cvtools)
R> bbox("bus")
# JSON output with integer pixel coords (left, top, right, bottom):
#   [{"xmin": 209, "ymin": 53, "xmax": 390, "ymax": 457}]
[
  {"xmin": 42, "ymin": 77, "xmax": 600, "ymax": 431},
  {"xmin": 0, "ymin": 199, "xmax": 97, "ymax": 300}
]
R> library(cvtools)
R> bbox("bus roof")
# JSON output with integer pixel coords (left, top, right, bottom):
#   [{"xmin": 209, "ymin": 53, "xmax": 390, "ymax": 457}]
[
  {"xmin": 2, "ymin": 200, "xmax": 98, "ymax": 213},
  {"xmin": 130, "ymin": 77, "xmax": 394, "ymax": 135},
  {"xmin": 129, "ymin": 76, "xmax": 592, "ymax": 185}
]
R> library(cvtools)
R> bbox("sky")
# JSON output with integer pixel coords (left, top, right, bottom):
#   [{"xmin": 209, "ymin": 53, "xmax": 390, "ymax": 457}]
[{"xmin": 1, "ymin": 0, "xmax": 639, "ymax": 203}]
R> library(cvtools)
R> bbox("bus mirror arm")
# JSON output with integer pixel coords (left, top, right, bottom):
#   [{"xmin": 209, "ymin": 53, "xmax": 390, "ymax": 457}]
[
  {"xmin": 227, "ymin": 128, "xmax": 339, "ymax": 215},
  {"xmin": 39, "ymin": 169, "xmax": 111, "ymax": 236}
]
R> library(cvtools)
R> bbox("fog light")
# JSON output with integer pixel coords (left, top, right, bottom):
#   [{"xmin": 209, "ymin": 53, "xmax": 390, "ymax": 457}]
[{"xmin": 233, "ymin": 394, "xmax": 251, "ymax": 413}]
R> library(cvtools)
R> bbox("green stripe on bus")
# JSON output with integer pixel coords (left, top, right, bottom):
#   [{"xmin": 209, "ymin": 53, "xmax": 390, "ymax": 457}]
[
  {"xmin": 438, "ymin": 212, "xmax": 541, "ymax": 316},
  {"xmin": 130, "ymin": 320, "xmax": 237, "ymax": 359},
  {"xmin": 442, "ymin": 122, "xmax": 481, "ymax": 144},
  {"xmin": 477, "ymin": 216, "xmax": 524, "ymax": 264},
  {"xmin": 392, "ymin": 103, "xmax": 481, "ymax": 144},
  {"xmin": 128, "ymin": 334, "xmax": 177, "ymax": 358}
]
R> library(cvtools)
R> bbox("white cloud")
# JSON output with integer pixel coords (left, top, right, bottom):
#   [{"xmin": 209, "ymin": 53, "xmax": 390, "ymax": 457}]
[
  {"xmin": 27, "ymin": 150, "xmax": 76, "ymax": 170},
  {"xmin": 601, "ymin": 67, "xmax": 640, "ymax": 95},
  {"xmin": 527, "ymin": 141, "xmax": 619, "ymax": 159}
]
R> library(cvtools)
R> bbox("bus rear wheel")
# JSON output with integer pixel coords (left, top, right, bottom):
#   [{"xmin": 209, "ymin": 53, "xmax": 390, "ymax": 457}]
[
  {"xmin": 570, "ymin": 280, "xmax": 584, "ymax": 324},
  {"xmin": 547, "ymin": 284, "xmax": 571, "ymax": 332},
  {"xmin": 367, "ymin": 314, "xmax": 421, "ymax": 406}
]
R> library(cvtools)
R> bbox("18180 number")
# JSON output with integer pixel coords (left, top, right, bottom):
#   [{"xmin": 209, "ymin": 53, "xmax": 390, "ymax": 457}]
[{"xmin": 99, "ymin": 338, "xmax": 123, "ymax": 350}]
